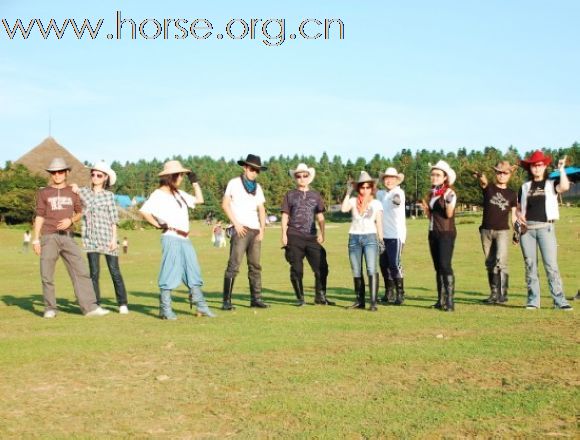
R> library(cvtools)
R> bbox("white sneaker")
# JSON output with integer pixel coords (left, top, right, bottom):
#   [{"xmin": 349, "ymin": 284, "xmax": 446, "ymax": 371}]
[
  {"xmin": 119, "ymin": 305, "xmax": 129, "ymax": 314},
  {"xmin": 85, "ymin": 306, "xmax": 110, "ymax": 317},
  {"xmin": 43, "ymin": 310, "xmax": 56, "ymax": 319}
]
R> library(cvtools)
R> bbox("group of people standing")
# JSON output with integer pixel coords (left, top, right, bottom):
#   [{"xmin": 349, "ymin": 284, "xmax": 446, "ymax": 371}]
[{"xmin": 31, "ymin": 149, "xmax": 573, "ymax": 319}]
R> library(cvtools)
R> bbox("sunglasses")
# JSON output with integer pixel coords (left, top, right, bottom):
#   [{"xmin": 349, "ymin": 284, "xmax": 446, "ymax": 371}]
[
  {"xmin": 530, "ymin": 163, "xmax": 546, "ymax": 168},
  {"xmin": 247, "ymin": 167, "xmax": 260, "ymax": 174},
  {"xmin": 359, "ymin": 185, "xmax": 372, "ymax": 190},
  {"xmin": 49, "ymin": 170, "xmax": 67, "ymax": 175},
  {"xmin": 91, "ymin": 172, "xmax": 105, "ymax": 178},
  {"xmin": 430, "ymin": 173, "xmax": 444, "ymax": 178},
  {"xmin": 295, "ymin": 173, "xmax": 309, "ymax": 179},
  {"xmin": 495, "ymin": 170, "xmax": 510, "ymax": 176}
]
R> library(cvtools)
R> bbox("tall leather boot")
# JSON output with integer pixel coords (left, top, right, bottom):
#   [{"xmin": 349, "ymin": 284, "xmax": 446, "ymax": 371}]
[
  {"xmin": 190, "ymin": 286, "xmax": 216, "ymax": 318},
  {"xmin": 221, "ymin": 277, "xmax": 236, "ymax": 311},
  {"xmin": 250, "ymin": 278, "xmax": 269, "ymax": 308},
  {"xmin": 159, "ymin": 289, "xmax": 177, "ymax": 320},
  {"xmin": 432, "ymin": 273, "xmax": 443, "ymax": 309},
  {"xmin": 497, "ymin": 272, "xmax": 509, "ymax": 303},
  {"xmin": 483, "ymin": 271, "xmax": 500, "ymax": 304},
  {"xmin": 443, "ymin": 275, "xmax": 455, "ymax": 312},
  {"xmin": 291, "ymin": 277, "xmax": 305, "ymax": 306},
  {"xmin": 394, "ymin": 278, "xmax": 405, "ymax": 305},
  {"xmin": 314, "ymin": 275, "xmax": 335, "ymax": 306},
  {"xmin": 381, "ymin": 278, "xmax": 395, "ymax": 304},
  {"xmin": 369, "ymin": 274, "xmax": 378, "ymax": 311},
  {"xmin": 349, "ymin": 277, "xmax": 365, "ymax": 309}
]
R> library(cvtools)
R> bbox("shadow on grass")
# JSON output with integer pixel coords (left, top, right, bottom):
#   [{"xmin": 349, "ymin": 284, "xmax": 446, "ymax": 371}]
[{"xmin": 1, "ymin": 293, "xmax": 83, "ymax": 317}]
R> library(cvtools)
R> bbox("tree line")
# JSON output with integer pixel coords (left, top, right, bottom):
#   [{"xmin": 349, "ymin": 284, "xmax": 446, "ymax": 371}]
[{"xmin": 1, "ymin": 143, "xmax": 578, "ymax": 225}]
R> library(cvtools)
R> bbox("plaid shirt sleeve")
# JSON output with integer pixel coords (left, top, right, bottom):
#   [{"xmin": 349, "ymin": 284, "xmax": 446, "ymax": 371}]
[{"xmin": 108, "ymin": 192, "xmax": 119, "ymax": 224}]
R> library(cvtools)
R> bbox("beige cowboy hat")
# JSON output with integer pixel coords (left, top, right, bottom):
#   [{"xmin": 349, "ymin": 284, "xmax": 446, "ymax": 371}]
[
  {"xmin": 90, "ymin": 161, "xmax": 117, "ymax": 185},
  {"xmin": 289, "ymin": 163, "xmax": 315, "ymax": 185},
  {"xmin": 429, "ymin": 160, "xmax": 456, "ymax": 185},
  {"xmin": 492, "ymin": 160, "xmax": 517, "ymax": 174},
  {"xmin": 158, "ymin": 160, "xmax": 191, "ymax": 176},
  {"xmin": 356, "ymin": 170, "xmax": 376, "ymax": 185},
  {"xmin": 45, "ymin": 157, "xmax": 71, "ymax": 172},
  {"xmin": 379, "ymin": 167, "xmax": 405, "ymax": 184}
]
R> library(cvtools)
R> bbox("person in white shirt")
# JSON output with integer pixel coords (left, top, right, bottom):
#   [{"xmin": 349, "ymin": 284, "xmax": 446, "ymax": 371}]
[
  {"xmin": 140, "ymin": 160, "xmax": 215, "ymax": 320},
  {"xmin": 221, "ymin": 154, "xmax": 269, "ymax": 310},
  {"xmin": 341, "ymin": 171, "xmax": 384, "ymax": 311},
  {"xmin": 376, "ymin": 167, "xmax": 407, "ymax": 305}
]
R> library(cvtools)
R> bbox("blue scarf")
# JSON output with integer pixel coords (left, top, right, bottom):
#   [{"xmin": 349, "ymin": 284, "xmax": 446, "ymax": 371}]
[{"xmin": 241, "ymin": 174, "xmax": 257, "ymax": 195}]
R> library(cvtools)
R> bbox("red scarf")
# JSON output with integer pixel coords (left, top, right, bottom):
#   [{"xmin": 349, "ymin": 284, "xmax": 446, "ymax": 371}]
[
  {"xmin": 431, "ymin": 185, "xmax": 448, "ymax": 198},
  {"xmin": 357, "ymin": 194, "xmax": 371, "ymax": 214}
]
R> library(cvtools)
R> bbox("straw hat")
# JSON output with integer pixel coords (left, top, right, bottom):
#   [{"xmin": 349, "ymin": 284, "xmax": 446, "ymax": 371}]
[
  {"xmin": 158, "ymin": 160, "xmax": 191, "ymax": 176},
  {"xmin": 91, "ymin": 161, "xmax": 117, "ymax": 185},
  {"xmin": 492, "ymin": 160, "xmax": 517, "ymax": 174},
  {"xmin": 45, "ymin": 157, "xmax": 71, "ymax": 172},
  {"xmin": 379, "ymin": 167, "xmax": 405, "ymax": 184},
  {"xmin": 356, "ymin": 170, "xmax": 376, "ymax": 184},
  {"xmin": 289, "ymin": 163, "xmax": 315, "ymax": 185},
  {"xmin": 429, "ymin": 160, "xmax": 456, "ymax": 185}
]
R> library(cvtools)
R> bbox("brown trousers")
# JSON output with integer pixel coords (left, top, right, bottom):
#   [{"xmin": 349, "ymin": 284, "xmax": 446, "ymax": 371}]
[{"xmin": 40, "ymin": 234, "xmax": 98, "ymax": 314}]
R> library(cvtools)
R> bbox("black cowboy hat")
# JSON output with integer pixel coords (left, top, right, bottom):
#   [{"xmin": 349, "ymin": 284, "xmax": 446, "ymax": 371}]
[{"xmin": 237, "ymin": 154, "xmax": 268, "ymax": 171}]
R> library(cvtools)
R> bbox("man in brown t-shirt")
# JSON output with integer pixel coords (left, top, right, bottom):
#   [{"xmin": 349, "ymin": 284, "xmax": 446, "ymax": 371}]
[{"xmin": 33, "ymin": 158, "xmax": 109, "ymax": 318}]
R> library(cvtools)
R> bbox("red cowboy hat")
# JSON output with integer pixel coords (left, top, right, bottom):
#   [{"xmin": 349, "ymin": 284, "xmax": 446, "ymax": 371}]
[{"xmin": 519, "ymin": 150, "xmax": 552, "ymax": 170}]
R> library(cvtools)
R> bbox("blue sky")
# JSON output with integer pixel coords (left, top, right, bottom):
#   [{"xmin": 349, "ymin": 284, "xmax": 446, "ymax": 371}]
[{"xmin": 1, "ymin": 0, "xmax": 578, "ymax": 165}]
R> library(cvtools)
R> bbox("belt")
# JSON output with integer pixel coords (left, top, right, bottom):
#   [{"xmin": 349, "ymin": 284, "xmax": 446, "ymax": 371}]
[
  {"xmin": 52, "ymin": 230, "xmax": 75, "ymax": 237},
  {"xmin": 166, "ymin": 227, "xmax": 189, "ymax": 238}
]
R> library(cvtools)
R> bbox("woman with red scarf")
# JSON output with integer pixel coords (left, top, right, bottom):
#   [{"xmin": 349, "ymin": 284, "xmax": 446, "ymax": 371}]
[
  {"xmin": 341, "ymin": 171, "xmax": 384, "ymax": 311},
  {"xmin": 422, "ymin": 160, "xmax": 458, "ymax": 312}
]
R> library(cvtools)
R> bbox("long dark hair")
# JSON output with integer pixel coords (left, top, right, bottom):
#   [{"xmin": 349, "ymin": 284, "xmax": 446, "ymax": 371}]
[{"xmin": 159, "ymin": 174, "xmax": 180, "ymax": 192}]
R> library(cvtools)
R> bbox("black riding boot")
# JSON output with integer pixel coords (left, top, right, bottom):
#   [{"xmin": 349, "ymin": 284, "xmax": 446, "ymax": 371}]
[
  {"xmin": 381, "ymin": 278, "xmax": 395, "ymax": 304},
  {"xmin": 314, "ymin": 275, "xmax": 335, "ymax": 305},
  {"xmin": 369, "ymin": 274, "xmax": 378, "ymax": 311},
  {"xmin": 222, "ymin": 277, "xmax": 236, "ymax": 310},
  {"xmin": 291, "ymin": 277, "xmax": 305, "ymax": 306},
  {"xmin": 432, "ymin": 273, "xmax": 443, "ymax": 309},
  {"xmin": 483, "ymin": 271, "xmax": 500, "ymax": 304},
  {"xmin": 443, "ymin": 274, "xmax": 455, "ymax": 312},
  {"xmin": 349, "ymin": 277, "xmax": 366, "ymax": 309},
  {"xmin": 497, "ymin": 272, "xmax": 509, "ymax": 303},
  {"xmin": 394, "ymin": 278, "xmax": 405, "ymax": 305}
]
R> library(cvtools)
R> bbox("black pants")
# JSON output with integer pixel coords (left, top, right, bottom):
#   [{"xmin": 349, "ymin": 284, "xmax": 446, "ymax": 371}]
[
  {"xmin": 428, "ymin": 232, "xmax": 455, "ymax": 276},
  {"xmin": 87, "ymin": 252, "xmax": 128, "ymax": 305},
  {"xmin": 284, "ymin": 234, "xmax": 328, "ymax": 282}
]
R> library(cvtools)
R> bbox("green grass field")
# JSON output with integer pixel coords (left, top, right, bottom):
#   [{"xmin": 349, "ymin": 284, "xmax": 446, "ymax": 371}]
[{"xmin": 0, "ymin": 209, "xmax": 578, "ymax": 438}]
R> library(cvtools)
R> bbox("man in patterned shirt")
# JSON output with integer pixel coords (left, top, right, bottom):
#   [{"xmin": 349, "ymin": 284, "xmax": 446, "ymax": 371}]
[
  {"xmin": 33, "ymin": 158, "xmax": 109, "ymax": 318},
  {"xmin": 281, "ymin": 163, "xmax": 334, "ymax": 306}
]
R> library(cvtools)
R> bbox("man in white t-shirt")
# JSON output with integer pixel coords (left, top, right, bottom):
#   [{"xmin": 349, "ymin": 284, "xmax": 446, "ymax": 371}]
[
  {"xmin": 221, "ymin": 154, "xmax": 269, "ymax": 310},
  {"xmin": 376, "ymin": 167, "xmax": 407, "ymax": 305}
]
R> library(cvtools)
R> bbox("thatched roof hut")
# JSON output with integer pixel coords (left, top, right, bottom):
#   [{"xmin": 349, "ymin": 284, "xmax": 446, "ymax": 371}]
[{"xmin": 14, "ymin": 137, "xmax": 91, "ymax": 186}]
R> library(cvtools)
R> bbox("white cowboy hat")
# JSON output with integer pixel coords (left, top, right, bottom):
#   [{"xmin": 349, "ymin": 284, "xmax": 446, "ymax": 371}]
[
  {"xmin": 91, "ymin": 161, "xmax": 117, "ymax": 186},
  {"xmin": 379, "ymin": 167, "xmax": 405, "ymax": 184},
  {"xmin": 429, "ymin": 160, "xmax": 456, "ymax": 185},
  {"xmin": 158, "ymin": 160, "xmax": 191, "ymax": 177},
  {"xmin": 45, "ymin": 157, "xmax": 71, "ymax": 172},
  {"xmin": 289, "ymin": 163, "xmax": 316, "ymax": 185},
  {"xmin": 356, "ymin": 170, "xmax": 376, "ymax": 184}
]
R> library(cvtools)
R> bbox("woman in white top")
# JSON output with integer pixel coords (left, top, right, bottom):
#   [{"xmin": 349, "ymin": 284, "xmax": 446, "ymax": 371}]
[
  {"xmin": 516, "ymin": 150, "xmax": 572, "ymax": 310},
  {"xmin": 341, "ymin": 171, "xmax": 384, "ymax": 311},
  {"xmin": 140, "ymin": 160, "xmax": 215, "ymax": 319}
]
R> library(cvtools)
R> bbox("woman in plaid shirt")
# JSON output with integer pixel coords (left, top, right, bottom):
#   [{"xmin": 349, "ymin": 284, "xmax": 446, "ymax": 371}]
[{"xmin": 74, "ymin": 161, "xmax": 129, "ymax": 314}]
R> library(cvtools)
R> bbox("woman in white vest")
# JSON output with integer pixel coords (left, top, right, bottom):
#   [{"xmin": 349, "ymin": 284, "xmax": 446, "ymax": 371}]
[{"xmin": 517, "ymin": 150, "xmax": 572, "ymax": 310}]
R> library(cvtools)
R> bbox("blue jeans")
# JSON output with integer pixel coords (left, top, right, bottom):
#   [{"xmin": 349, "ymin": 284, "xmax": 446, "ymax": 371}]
[
  {"xmin": 519, "ymin": 222, "xmax": 569, "ymax": 308},
  {"xmin": 348, "ymin": 233, "xmax": 379, "ymax": 277}
]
